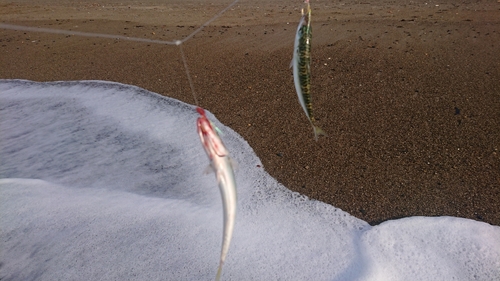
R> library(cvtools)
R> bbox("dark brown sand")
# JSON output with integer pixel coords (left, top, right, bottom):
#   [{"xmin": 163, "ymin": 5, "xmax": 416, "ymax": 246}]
[{"xmin": 1, "ymin": 0, "xmax": 499, "ymax": 226}]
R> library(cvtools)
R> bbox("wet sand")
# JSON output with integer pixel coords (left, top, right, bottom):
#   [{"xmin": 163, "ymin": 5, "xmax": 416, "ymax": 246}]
[{"xmin": 1, "ymin": 0, "xmax": 499, "ymax": 226}]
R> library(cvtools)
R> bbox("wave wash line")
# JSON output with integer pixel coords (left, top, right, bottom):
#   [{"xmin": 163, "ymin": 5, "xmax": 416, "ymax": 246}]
[{"xmin": 1, "ymin": 1, "xmax": 239, "ymax": 281}]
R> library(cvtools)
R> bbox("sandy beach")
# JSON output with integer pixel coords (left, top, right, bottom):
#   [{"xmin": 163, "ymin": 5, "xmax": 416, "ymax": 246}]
[{"xmin": 1, "ymin": 0, "xmax": 499, "ymax": 226}]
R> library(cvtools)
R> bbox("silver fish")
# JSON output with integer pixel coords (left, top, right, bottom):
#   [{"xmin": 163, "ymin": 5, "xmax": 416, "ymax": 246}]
[
  {"xmin": 196, "ymin": 107, "xmax": 237, "ymax": 281},
  {"xmin": 292, "ymin": 1, "xmax": 326, "ymax": 141}
]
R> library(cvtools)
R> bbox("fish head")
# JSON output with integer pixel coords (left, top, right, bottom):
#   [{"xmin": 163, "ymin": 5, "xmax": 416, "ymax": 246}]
[
  {"xmin": 196, "ymin": 107, "xmax": 229, "ymax": 158},
  {"xmin": 301, "ymin": 2, "xmax": 311, "ymax": 21}
]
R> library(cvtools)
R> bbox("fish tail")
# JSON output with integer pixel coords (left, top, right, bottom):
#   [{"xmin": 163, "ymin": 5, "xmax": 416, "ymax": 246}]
[
  {"xmin": 215, "ymin": 264, "xmax": 223, "ymax": 281},
  {"xmin": 312, "ymin": 125, "xmax": 327, "ymax": 141}
]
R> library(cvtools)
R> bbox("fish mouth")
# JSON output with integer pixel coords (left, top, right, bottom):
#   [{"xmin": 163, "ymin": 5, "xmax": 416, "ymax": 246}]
[{"xmin": 196, "ymin": 107, "xmax": 205, "ymax": 116}]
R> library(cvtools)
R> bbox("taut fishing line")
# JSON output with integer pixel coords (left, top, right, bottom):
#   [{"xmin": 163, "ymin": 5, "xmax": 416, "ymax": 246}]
[{"xmin": 0, "ymin": 0, "xmax": 239, "ymax": 106}]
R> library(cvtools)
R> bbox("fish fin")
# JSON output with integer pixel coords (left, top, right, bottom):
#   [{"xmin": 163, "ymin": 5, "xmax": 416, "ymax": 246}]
[
  {"xmin": 290, "ymin": 59, "xmax": 293, "ymax": 68},
  {"xmin": 229, "ymin": 157, "xmax": 238, "ymax": 170},
  {"xmin": 203, "ymin": 164, "xmax": 215, "ymax": 174},
  {"xmin": 313, "ymin": 126, "xmax": 327, "ymax": 141}
]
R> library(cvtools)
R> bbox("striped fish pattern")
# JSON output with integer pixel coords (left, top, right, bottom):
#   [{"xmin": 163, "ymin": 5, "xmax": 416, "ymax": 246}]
[{"xmin": 292, "ymin": 1, "xmax": 326, "ymax": 141}]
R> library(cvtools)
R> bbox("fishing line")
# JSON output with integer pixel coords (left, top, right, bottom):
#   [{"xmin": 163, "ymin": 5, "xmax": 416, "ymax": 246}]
[
  {"xmin": 0, "ymin": 0, "xmax": 240, "ymax": 106},
  {"xmin": 178, "ymin": 43, "xmax": 199, "ymax": 106},
  {"xmin": 0, "ymin": 0, "xmax": 239, "ymax": 46},
  {"xmin": 179, "ymin": 0, "xmax": 239, "ymax": 45},
  {"xmin": 0, "ymin": 23, "xmax": 179, "ymax": 45},
  {"xmin": 175, "ymin": 0, "xmax": 240, "ymax": 106}
]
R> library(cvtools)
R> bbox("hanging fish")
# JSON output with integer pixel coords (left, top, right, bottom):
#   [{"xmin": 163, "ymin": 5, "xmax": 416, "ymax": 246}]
[
  {"xmin": 291, "ymin": 0, "xmax": 326, "ymax": 141},
  {"xmin": 196, "ymin": 107, "xmax": 237, "ymax": 281}
]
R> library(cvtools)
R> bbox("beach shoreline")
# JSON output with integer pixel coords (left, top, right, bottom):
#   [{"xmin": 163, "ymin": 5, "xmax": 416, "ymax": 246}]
[{"xmin": 1, "ymin": 0, "xmax": 499, "ymax": 226}]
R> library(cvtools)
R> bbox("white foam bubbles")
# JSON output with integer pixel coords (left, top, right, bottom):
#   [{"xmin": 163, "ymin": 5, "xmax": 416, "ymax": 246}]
[{"xmin": 1, "ymin": 80, "xmax": 499, "ymax": 280}]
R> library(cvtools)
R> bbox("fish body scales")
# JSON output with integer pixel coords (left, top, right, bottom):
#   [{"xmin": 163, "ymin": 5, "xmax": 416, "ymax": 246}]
[
  {"xmin": 292, "ymin": 3, "xmax": 326, "ymax": 140},
  {"xmin": 298, "ymin": 21, "xmax": 313, "ymax": 121},
  {"xmin": 196, "ymin": 107, "xmax": 237, "ymax": 281}
]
